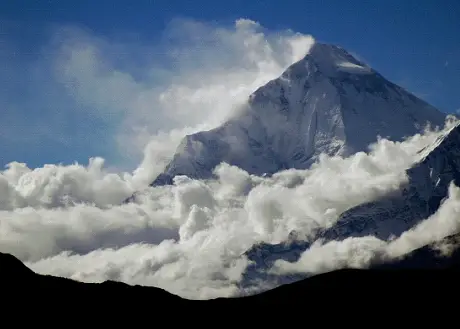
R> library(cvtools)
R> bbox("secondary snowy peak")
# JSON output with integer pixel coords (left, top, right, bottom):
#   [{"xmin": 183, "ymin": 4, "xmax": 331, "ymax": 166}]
[{"xmin": 150, "ymin": 42, "xmax": 447, "ymax": 186}]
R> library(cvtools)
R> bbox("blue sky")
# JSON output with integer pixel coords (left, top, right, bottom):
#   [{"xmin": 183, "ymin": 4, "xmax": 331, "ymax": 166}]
[{"xmin": 0, "ymin": 0, "xmax": 459, "ymax": 171}]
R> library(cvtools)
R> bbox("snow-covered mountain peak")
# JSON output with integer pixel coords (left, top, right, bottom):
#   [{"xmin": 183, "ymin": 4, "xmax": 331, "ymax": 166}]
[
  {"xmin": 147, "ymin": 43, "xmax": 447, "ymax": 187},
  {"xmin": 295, "ymin": 42, "xmax": 372, "ymax": 77}
]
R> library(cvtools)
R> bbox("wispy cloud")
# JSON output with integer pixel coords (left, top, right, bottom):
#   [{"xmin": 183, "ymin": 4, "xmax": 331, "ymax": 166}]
[
  {"xmin": 0, "ymin": 18, "xmax": 314, "ymax": 181},
  {"xmin": 50, "ymin": 19, "xmax": 315, "ymax": 186}
]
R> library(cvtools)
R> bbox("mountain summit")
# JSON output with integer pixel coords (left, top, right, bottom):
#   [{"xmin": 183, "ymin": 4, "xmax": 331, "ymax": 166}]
[{"xmin": 151, "ymin": 42, "xmax": 446, "ymax": 186}]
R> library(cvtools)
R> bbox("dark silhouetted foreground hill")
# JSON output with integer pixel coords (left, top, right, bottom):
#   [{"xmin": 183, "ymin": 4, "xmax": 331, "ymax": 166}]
[{"xmin": 2, "ymin": 236, "xmax": 460, "ymax": 312}]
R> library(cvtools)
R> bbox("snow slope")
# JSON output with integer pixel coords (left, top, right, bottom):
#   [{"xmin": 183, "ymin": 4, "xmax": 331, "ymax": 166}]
[{"xmin": 150, "ymin": 42, "xmax": 446, "ymax": 186}]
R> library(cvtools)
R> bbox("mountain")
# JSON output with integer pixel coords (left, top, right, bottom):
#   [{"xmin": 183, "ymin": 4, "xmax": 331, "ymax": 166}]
[
  {"xmin": 1, "ymin": 235, "xmax": 459, "ymax": 311},
  {"xmin": 243, "ymin": 122, "xmax": 460, "ymax": 287},
  {"xmin": 149, "ymin": 42, "xmax": 446, "ymax": 187}
]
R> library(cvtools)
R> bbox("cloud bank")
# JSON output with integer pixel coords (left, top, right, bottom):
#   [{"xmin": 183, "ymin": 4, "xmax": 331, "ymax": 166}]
[
  {"xmin": 271, "ymin": 180, "xmax": 460, "ymax": 276},
  {"xmin": 1, "ymin": 117, "xmax": 459, "ymax": 299}
]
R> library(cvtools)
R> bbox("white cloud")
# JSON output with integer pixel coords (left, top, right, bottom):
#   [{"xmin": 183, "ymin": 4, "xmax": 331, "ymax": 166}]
[
  {"xmin": 0, "ymin": 157, "xmax": 134, "ymax": 209},
  {"xmin": 0, "ymin": 117, "xmax": 457, "ymax": 299},
  {"xmin": 271, "ymin": 179, "xmax": 460, "ymax": 278}
]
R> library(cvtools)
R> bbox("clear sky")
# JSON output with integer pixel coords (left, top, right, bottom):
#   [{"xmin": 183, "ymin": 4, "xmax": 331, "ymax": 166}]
[{"xmin": 0, "ymin": 0, "xmax": 459, "ymax": 170}]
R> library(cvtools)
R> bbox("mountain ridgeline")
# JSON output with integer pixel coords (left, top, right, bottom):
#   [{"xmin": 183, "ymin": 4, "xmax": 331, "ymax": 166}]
[{"xmin": 2, "ymin": 233, "xmax": 460, "ymax": 310}]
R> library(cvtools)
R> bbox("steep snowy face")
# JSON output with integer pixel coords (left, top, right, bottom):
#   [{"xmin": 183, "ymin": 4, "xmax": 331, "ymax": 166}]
[{"xmin": 151, "ymin": 42, "xmax": 446, "ymax": 186}]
